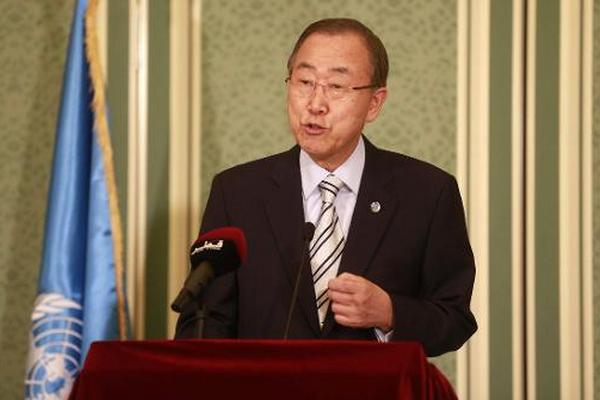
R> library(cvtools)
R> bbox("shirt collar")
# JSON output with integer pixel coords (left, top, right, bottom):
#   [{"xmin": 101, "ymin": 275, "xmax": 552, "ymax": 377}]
[{"xmin": 299, "ymin": 136, "xmax": 365, "ymax": 200}]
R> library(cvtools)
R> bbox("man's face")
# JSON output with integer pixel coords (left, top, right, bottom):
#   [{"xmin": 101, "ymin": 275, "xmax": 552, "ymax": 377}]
[{"xmin": 286, "ymin": 32, "xmax": 387, "ymax": 171}]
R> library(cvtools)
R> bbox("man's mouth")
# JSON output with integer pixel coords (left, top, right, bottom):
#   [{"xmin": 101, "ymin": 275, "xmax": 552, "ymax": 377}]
[{"xmin": 302, "ymin": 122, "xmax": 327, "ymax": 134}]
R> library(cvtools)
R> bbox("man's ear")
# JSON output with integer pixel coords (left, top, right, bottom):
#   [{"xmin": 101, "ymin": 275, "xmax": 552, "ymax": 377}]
[{"xmin": 365, "ymin": 87, "xmax": 388, "ymax": 123}]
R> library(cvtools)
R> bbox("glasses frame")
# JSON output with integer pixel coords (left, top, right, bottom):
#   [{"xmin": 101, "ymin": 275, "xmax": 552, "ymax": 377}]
[{"xmin": 284, "ymin": 76, "xmax": 378, "ymax": 100}]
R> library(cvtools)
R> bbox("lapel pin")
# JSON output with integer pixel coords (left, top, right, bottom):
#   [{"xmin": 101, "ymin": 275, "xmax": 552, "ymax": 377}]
[{"xmin": 370, "ymin": 201, "xmax": 381, "ymax": 213}]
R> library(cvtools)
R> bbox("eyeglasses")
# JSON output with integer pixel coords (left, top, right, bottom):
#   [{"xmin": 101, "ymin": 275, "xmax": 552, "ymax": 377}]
[{"xmin": 285, "ymin": 76, "xmax": 377, "ymax": 100}]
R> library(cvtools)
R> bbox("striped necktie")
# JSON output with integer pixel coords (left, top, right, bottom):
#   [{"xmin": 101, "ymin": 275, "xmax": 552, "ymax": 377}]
[{"xmin": 310, "ymin": 174, "xmax": 346, "ymax": 327}]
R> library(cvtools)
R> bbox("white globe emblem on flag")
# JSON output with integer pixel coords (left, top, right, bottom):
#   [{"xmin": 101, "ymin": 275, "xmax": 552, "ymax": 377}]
[{"xmin": 25, "ymin": 293, "xmax": 84, "ymax": 400}]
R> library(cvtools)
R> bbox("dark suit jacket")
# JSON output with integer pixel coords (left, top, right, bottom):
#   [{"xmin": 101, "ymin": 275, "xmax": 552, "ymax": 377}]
[{"xmin": 176, "ymin": 138, "xmax": 477, "ymax": 357}]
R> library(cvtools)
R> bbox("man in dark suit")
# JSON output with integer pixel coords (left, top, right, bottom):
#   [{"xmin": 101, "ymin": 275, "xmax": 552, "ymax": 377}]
[{"xmin": 176, "ymin": 18, "xmax": 477, "ymax": 357}]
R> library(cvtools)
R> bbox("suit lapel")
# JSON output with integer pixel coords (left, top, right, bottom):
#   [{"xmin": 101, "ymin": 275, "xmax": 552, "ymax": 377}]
[
  {"xmin": 322, "ymin": 138, "xmax": 399, "ymax": 335},
  {"xmin": 263, "ymin": 147, "xmax": 320, "ymax": 335}
]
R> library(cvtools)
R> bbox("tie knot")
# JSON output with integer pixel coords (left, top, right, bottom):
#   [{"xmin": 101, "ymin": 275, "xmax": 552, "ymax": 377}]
[{"xmin": 319, "ymin": 174, "xmax": 343, "ymax": 203}]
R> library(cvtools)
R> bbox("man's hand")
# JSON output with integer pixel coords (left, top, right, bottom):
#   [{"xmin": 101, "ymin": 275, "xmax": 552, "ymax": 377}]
[{"xmin": 327, "ymin": 272, "xmax": 393, "ymax": 331}]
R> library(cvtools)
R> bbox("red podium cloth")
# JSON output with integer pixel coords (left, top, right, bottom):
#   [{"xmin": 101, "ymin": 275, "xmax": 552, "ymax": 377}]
[{"xmin": 69, "ymin": 340, "xmax": 456, "ymax": 400}]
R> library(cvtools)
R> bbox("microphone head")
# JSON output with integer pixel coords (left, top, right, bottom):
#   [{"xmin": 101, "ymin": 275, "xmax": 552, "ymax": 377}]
[
  {"xmin": 303, "ymin": 222, "xmax": 315, "ymax": 241},
  {"xmin": 197, "ymin": 227, "xmax": 247, "ymax": 262},
  {"xmin": 189, "ymin": 227, "xmax": 247, "ymax": 275}
]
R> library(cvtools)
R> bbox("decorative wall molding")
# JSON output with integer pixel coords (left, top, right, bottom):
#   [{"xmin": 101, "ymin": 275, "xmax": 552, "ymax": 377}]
[
  {"xmin": 511, "ymin": 1, "xmax": 525, "ymax": 399},
  {"xmin": 525, "ymin": 0, "xmax": 537, "ymax": 397},
  {"xmin": 558, "ymin": 1, "xmax": 583, "ymax": 398},
  {"xmin": 127, "ymin": 0, "xmax": 149, "ymax": 340},
  {"xmin": 167, "ymin": 0, "xmax": 203, "ymax": 337},
  {"xmin": 581, "ymin": 0, "xmax": 594, "ymax": 398},
  {"xmin": 465, "ymin": 0, "xmax": 491, "ymax": 398},
  {"xmin": 455, "ymin": 1, "xmax": 469, "ymax": 398}
]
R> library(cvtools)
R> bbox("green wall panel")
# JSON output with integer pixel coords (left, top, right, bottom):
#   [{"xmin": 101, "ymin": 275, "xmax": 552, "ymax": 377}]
[
  {"xmin": 535, "ymin": 0, "xmax": 560, "ymax": 398},
  {"xmin": 200, "ymin": 0, "xmax": 458, "ymax": 203},
  {"xmin": 145, "ymin": 0, "xmax": 170, "ymax": 339},
  {"xmin": 0, "ymin": 0, "xmax": 74, "ymax": 397},
  {"xmin": 489, "ymin": 0, "xmax": 514, "ymax": 398}
]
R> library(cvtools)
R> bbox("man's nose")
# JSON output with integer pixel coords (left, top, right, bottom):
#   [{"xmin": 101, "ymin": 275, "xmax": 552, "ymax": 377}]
[{"xmin": 307, "ymin": 84, "xmax": 329, "ymax": 114}]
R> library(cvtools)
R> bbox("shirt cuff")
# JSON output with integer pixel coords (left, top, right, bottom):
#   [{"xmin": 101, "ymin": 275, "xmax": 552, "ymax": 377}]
[{"xmin": 373, "ymin": 328, "xmax": 393, "ymax": 342}]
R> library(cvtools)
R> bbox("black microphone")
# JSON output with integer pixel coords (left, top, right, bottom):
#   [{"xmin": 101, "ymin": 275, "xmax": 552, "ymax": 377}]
[
  {"xmin": 171, "ymin": 227, "xmax": 247, "ymax": 313},
  {"xmin": 283, "ymin": 222, "xmax": 315, "ymax": 339}
]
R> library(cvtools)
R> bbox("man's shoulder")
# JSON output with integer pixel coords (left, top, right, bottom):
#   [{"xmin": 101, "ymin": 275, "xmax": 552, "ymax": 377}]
[
  {"xmin": 369, "ymin": 144, "xmax": 455, "ymax": 187},
  {"xmin": 369, "ymin": 146, "xmax": 462, "ymax": 210}
]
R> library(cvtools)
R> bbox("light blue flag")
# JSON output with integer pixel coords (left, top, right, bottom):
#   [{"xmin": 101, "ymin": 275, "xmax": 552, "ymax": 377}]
[{"xmin": 24, "ymin": 0, "xmax": 127, "ymax": 398}]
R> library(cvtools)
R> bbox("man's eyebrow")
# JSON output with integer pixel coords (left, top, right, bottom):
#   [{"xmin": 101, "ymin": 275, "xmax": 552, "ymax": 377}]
[
  {"xmin": 295, "ymin": 62, "xmax": 316, "ymax": 70},
  {"xmin": 329, "ymin": 66, "xmax": 349, "ymax": 74},
  {"xmin": 294, "ymin": 62, "xmax": 350, "ymax": 75}
]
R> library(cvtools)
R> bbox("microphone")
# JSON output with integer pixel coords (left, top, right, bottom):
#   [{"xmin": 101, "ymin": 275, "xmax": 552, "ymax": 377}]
[
  {"xmin": 171, "ymin": 227, "xmax": 247, "ymax": 313},
  {"xmin": 283, "ymin": 222, "xmax": 315, "ymax": 339}
]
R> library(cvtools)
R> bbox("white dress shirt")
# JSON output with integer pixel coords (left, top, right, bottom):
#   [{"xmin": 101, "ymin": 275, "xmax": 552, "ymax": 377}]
[{"xmin": 299, "ymin": 136, "xmax": 393, "ymax": 342}]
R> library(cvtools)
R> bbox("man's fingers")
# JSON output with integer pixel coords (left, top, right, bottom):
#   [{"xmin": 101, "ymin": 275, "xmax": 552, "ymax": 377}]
[
  {"xmin": 327, "ymin": 273, "xmax": 393, "ymax": 330},
  {"xmin": 327, "ymin": 290, "xmax": 353, "ymax": 305},
  {"xmin": 330, "ymin": 302, "xmax": 353, "ymax": 316},
  {"xmin": 333, "ymin": 313, "xmax": 362, "ymax": 328},
  {"xmin": 327, "ymin": 278, "xmax": 353, "ymax": 293},
  {"xmin": 328, "ymin": 273, "xmax": 364, "ymax": 293},
  {"xmin": 335, "ymin": 272, "xmax": 363, "ymax": 283}
]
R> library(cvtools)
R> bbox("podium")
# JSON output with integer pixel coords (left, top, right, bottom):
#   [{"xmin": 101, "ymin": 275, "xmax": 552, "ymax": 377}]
[{"xmin": 69, "ymin": 340, "xmax": 457, "ymax": 399}]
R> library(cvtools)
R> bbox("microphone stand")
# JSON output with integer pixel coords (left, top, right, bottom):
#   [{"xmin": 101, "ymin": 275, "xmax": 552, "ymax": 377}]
[
  {"xmin": 283, "ymin": 222, "xmax": 315, "ymax": 339},
  {"xmin": 173, "ymin": 307, "xmax": 204, "ymax": 339}
]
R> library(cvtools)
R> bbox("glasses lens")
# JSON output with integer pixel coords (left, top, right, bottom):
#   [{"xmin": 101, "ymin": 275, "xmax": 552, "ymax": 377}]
[
  {"xmin": 327, "ymin": 86, "xmax": 345, "ymax": 100},
  {"xmin": 299, "ymin": 82, "xmax": 313, "ymax": 97},
  {"xmin": 294, "ymin": 78, "xmax": 314, "ymax": 97},
  {"xmin": 287, "ymin": 77, "xmax": 351, "ymax": 100}
]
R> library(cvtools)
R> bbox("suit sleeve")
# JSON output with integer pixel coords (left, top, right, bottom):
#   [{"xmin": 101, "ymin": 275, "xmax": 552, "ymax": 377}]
[
  {"xmin": 390, "ymin": 176, "xmax": 477, "ymax": 356},
  {"xmin": 174, "ymin": 173, "xmax": 239, "ymax": 339}
]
